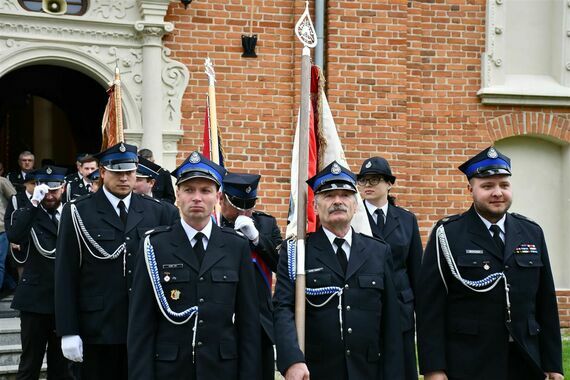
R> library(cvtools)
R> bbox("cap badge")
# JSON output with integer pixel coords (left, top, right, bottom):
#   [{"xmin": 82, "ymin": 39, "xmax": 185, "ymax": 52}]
[
  {"xmin": 170, "ymin": 289, "xmax": 180, "ymax": 300},
  {"xmin": 365, "ymin": 161, "xmax": 372, "ymax": 169},
  {"xmin": 487, "ymin": 147, "xmax": 498, "ymax": 159},
  {"xmin": 46, "ymin": 167, "xmax": 53, "ymax": 175},
  {"xmin": 331, "ymin": 163, "xmax": 341, "ymax": 175},
  {"xmin": 245, "ymin": 186, "xmax": 252, "ymax": 194},
  {"xmin": 119, "ymin": 143, "xmax": 126, "ymax": 153},
  {"xmin": 189, "ymin": 152, "xmax": 201, "ymax": 164}
]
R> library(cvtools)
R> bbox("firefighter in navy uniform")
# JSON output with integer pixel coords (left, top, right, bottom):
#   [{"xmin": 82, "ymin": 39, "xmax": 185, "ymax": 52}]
[
  {"xmin": 6, "ymin": 166, "xmax": 72, "ymax": 379},
  {"xmin": 417, "ymin": 147, "xmax": 564, "ymax": 380},
  {"xmin": 65, "ymin": 155, "xmax": 98, "ymax": 202},
  {"xmin": 273, "ymin": 161, "xmax": 403, "ymax": 380},
  {"xmin": 220, "ymin": 172, "xmax": 283, "ymax": 380},
  {"xmin": 54, "ymin": 142, "xmax": 179, "ymax": 380},
  {"xmin": 4, "ymin": 171, "xmax": 37, "ymax": 282},
  {"xmin": 134, "ymin": 156, "xmax": 180, "ymax": 217},
  {"xmin": 6, "ymin": 151, "xmax": 35, "ymax": 193},
  {"xmin": 128, "ymin": 151, "xmax": 261, "ymax": 380},
  {"xmin": 356, "ymin": 157, "xmax": 422, "ymax": 380}
]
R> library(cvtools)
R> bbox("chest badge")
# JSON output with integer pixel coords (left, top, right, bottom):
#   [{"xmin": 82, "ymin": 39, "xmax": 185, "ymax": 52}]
[
  {"xmin": 170, "ymin": 289, "xmax": 181, "ymax": 300},
  {"xmin": 163, "ymin": 273, "xmax": 171, "ymax": 282}
]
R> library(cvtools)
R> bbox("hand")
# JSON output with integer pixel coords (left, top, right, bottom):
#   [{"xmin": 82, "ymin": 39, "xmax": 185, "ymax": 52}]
[
  {"xmin": 31, "ymin": 184, "xmax": 50, "ymax": 206},
  {"xmin": 285, "ymin": 362, "xmax": 310, "ymax": 380},
  {"xmin": 234, "ymin": 215, "xmax": 259, "ymax": 244},
  {"xmin": 61, "ymin": 335, "xmax": 83, "ymax": 362},
  {"xmin": 545, "ymin": 373, "xmax": 564, "ymax": 380},
  {"xmin": 425, "ymin": 371, "xmax": 448, "ymax": 380}
]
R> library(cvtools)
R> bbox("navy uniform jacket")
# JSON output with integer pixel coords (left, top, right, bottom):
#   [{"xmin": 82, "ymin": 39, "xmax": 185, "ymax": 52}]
[
  {"xmin": 4, "ymin": 191, "xmax": 32, "ymax": 260},
  {"xmin": 6, "ymin": 171, "xmax": 26, "ymax": 193},
  {"xmin": 365, "ymin": 203, "xmax": 422, "ymax": 332},
  {"xmin": 417, "ymin": 205, "xmax": 563, "ymax": 379},
  {"xmin": 222, "ymin": 211, "xmax": 282, "ymax": 344},
  {"xmin": 64, "ymin": 172, "xmax": 81, "ymax": 184},
  {"xmin": 366, "ymin": 203, "xmax": 422, "ymax": 380},
  {"xmin": 6, "ymin": 205, "xmax": 59, "ymax": 314},
  {"xmin": 55, "ymin": 189, "xmax": 179, "ymax": 345},
  {"xmin": 127, "ymin": 222, "xmax": 261, "ymax": 380},
  {"xmin": 66, "ymin": 179, "xmax": 90, "ymax": 202},
  {"xmin": 152, "ymin": 169, "xmax": 176, "ymax": 204},
  {"xmin": 273, "ymin": 227, "xmax": 404, "ymax": 380}
]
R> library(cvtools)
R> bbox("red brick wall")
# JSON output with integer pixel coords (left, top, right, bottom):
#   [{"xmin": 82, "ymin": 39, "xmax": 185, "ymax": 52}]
[{"xmin": 164, "ymin": 1, "xmax": 570, "ymax": 327}]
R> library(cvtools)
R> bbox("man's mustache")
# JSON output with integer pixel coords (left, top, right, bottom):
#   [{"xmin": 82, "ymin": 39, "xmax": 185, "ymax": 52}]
[{"xmin": 328, "ymin": 205, "xmax": 348, "ymax": 214}]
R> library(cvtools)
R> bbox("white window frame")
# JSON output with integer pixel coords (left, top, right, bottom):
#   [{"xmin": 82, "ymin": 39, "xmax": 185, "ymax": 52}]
[{"xmin": 478, "ymin": 0, "xmax": 570, "ymax": 106}]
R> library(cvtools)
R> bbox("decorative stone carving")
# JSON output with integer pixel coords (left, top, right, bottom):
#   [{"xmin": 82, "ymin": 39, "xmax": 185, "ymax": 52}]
[
  {"xmin": 0, "ymin": 0, "xmax": 185, "ymax": 163},
  {"xmin": 91, "ymin": 0, "xmax": 136, "ymax": 20}
]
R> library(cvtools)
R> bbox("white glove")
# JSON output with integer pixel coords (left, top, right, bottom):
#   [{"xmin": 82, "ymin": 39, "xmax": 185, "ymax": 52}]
[
  {"xmin": 31, "ymin": 184, "xmax": 50, "ymax": 206},
  {"xmin": 234, "ymin": 215, "xmax": 259, "ymax": 244},
  {"xmin": 61, "ymin": 335, "xmax": 83, "ymax": 362}
]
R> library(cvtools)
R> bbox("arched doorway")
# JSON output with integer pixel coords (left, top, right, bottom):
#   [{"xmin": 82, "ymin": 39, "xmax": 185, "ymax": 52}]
[
  {"xmin": 495, "ymin": 136, "xmax": 570, "ymax": 289},
  {"xmin": 0, "ymin": 64, "xmax": 107, "ymax": 173}
]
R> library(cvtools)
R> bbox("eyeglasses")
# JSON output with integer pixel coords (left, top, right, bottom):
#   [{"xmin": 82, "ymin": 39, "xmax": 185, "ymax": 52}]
[{"xmin": 357, "ymin": 176, "xmax": 385, "ymax": 186}]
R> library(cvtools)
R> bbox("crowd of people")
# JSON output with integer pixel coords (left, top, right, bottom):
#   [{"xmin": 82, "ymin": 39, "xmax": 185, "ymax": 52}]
[{"xmin": 0, "ymin": 144, "xmax": 564, "ymax": 380}]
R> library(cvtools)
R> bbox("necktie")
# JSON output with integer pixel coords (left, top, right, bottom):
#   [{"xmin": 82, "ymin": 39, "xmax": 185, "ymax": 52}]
[
  {"xmin": 489, "ymin": 225, "xmax": 504, "ymax": 253},
  {"xmin": 193, "ymin": 232, "xmax": 206, "ymax": 266},
  {"xmin": 117, "ymin": 200, "xmax": 128, "ymax": 226},
  {"xmin": 47, "ymin": 209, "xmax": 59, "ymax": 227},
  {"xmin": 86, "ymin": 183, "xmax": 92, "ymax": 192},
  {"xmin": 334, "ymin": 237, "xmax": 348, "ymax": 274},
  {"xmin": 375, "ymin": 209, "xmax": 385, "ymax": 233}
]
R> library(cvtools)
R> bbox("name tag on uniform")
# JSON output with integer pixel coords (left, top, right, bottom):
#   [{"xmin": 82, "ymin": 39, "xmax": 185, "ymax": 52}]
[
  {"xmin": 306, "ymin": 267, "xmax": 323, "ymax": 273},
  {"xmin": 465, "ymin": 249, "xmax": 484, "ymax": 254},
  {"xmin": 162, "ymin": 263, "xmax": 184, "ymax": 269}
]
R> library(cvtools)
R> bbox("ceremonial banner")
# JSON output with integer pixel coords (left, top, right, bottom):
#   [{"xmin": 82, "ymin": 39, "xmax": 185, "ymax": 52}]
[
  {"xmin": 100, "ymin": 68, "xmax": 124, "ymax": 150},
  {"xmin": 286, "ymin": 66, "xmax": 372, "ymax": 238}
]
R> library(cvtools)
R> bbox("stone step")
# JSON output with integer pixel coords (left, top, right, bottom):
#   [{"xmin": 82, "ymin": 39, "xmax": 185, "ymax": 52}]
[
  {"xmin": 0, "ymin": 318, "xmax": 20, "ymax": 346},
  {"xmin": 0, "ymin": 363, "xmax": 47, "ymax": 380},
  {"xmin": 0, "ymin": 297, "xmax": 18, "ymax": 319},
  {"xmin": 0, "ymin": 346, "xmax": 21, "ymax": 367}
]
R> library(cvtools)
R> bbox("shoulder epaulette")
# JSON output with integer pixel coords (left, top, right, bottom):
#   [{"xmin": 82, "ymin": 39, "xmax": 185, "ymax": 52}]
[
  {"xmin": 145, "ymin": 226, "xmax": 171, "ymax": 236},
  {"xmin": 358, "ymin": 233, "xmax": 386, "ymax": 245},
  {"xmin": 70, "ymin": 193, "xmax": 92, "ymax": 203},
  {"xmin": 140, "ymin": 194, "xmax": 161, "ymax": 203},
  {"xmin": 438, "ymin": 213, "xmax": 462, "ymax": 226},
  {"xmin": 511, "ymin": 212, "xmax": 539, "ymax": 226}
]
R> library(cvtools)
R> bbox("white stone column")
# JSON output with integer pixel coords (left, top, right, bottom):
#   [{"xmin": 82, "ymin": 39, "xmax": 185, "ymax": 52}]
[{"xmin": 135, "ymin": 0, "xmax": 174, "ymax": 164}]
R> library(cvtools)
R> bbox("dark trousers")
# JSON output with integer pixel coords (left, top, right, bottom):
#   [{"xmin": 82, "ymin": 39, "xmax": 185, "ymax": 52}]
[
  {"xmin": 17, "ymin": 311, "xmax": 72, "ymax": 380},
  {"xmin": 81, "ymin": 344, "xmax": 127, "ymax": 380},
  {"xmin": 261, "ymin": 330, "xmax": 275, "ymax": 380}
]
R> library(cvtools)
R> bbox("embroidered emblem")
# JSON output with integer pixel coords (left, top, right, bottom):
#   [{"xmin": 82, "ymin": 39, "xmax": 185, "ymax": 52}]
[
  {"xmin": 245, "ymin": 186, "xmax": 252, "ymax": 194},
  {"xmin": 170, "ymin": 289, "xmax": 181, "ymax": 300},
  {"xmin": 331, "ymin": 163, "xmax": 341, "ymax": 175},
  {"xmin": 164, "ymin": 274, "xmax": 171, "ymax": 282},
  {"xmin": 190, "ymin": 152, "xmax": 200, "ymax": 164},
  {"xmin": 365, "ymin": 161, "xmax": 372, "ymax": 169},
  {"xmin": 119, "ymin": 143, "xmax": 126, "ymax": 152},
  {"xmin": 487, "ymin": 147, "xmax": 498, "ymax": 159},
  {"xmin": 46, "ymin": 167, "xmax": 53, "ymax": 175}
]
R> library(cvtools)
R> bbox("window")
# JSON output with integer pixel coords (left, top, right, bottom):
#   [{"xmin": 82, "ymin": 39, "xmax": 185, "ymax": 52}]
[
  {"xmin": 479, "ymin": 0, "xmax": 570, "ymax": 106},
  {"xmin": 19, "ymin": 0, "xmax": 88, "ymax": 16}
]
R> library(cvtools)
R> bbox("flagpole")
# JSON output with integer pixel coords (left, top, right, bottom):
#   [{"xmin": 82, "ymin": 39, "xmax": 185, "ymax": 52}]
[
  {"xmin": 114, "ymin": 67, "xmax": 124, "ymax": 143},
  {"xmin": 204, "ymin": 58, "xmax": 220, "ymax": 165},
  {"xmin": 294, "ymin": 0, "xmax": 317, "ymax": 353}
]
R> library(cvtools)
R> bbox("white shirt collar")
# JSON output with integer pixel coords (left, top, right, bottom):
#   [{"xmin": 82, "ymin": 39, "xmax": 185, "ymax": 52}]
[
  {"xmin": 322, "ymin": 226, "xmax": 352, "ymax": 259},
  {"xmin": 364, "ymin": 200, "xmax": 388, "ymax": 222},
  {"xmin": 476, "ymin": 211, "xmax": 506, "ymax": 235},
  {"xmin": 181, "ymin": 218, "xmax": 213, "ymax": 249},
  {"xmin": 26, "ymin": 191, "xmax": 32, "ymax": 200},
  {"xmin": 102, "ymin": 186, "xmax": 132, "ymax": 216}
]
